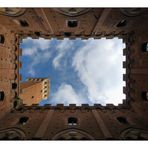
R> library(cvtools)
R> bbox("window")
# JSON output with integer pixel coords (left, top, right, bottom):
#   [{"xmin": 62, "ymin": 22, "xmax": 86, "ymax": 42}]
[
  {"xmin": 12, "ymin": 83, "xmax": 17, "ymax": 89},
  {"xmin": 116, "ymin": 19, "xmax": 127, "ymax": 27},
  {"xmin": 141, "ymin": 42, "xmax": 148, "ymax": 52},
  {"xmin": 141, "ymin": 91, "xmax": 148, "ymax": 100},
  {"xmin": 64, "ymin": 32, "xmax": 71, "ymax": 37},
  {"xmin": 13, "ymin": 100, "xmax": 18, "ymax": 108},
  {"xmin": 0, "ymin": 35, "xmax": 5, "ymax": 44},
  {"xmin": 67, "ymin": 20, "xmax": 78, "ymax": 28},
  {"xmin": 18, "ymin": 117, "xmax": 29, "ymax": 125},
  {"xmin": 34, "ymin": 32, "xmax": 41, "ymax": 36},
  {"xmin": 68, "ymin": 117, "xmax": 78, "ymax": 125},
  {"xmin": 117, "ymin": 116, "xmax": 128, "ymax": 124},
  {"xmin": 31, "ymin": 96, "xmax": 34, "ymax": 99},
  {"xmin": 0, "ymin": 91, "xmax": 5, "ymax": 101},
  {"xmin": 19, "ymin": 20, "xmax": 29, "ymax": 27}
]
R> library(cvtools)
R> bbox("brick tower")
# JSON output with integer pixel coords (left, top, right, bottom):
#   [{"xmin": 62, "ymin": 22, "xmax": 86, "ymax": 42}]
[{"xmin": 19, "ymin": 78, "xmax": 50, "ymax": 106}]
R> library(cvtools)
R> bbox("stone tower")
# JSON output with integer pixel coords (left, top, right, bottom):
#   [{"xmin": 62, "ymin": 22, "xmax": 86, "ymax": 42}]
[{"xmin": 19, "ymin": 78, "xmax": 50, "ymax": 106}]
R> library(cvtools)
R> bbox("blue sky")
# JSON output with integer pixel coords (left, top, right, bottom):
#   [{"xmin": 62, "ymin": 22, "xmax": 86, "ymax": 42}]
[{"xmin": 20, "ymin": 37, "xmax": 126, "ymax": 106}]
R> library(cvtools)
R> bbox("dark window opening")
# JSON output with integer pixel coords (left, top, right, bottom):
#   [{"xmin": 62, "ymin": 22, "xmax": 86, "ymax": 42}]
[
  {"xmin": 34, "ymin": 32, "xmax": 41, "ymax": 36},
  {"xmin": 68, "ymin": 117, "xmax": 78, "ymax": 125},
  {"xmin": 0, "ymin": 35, "xmax": 5, "ymax": 44},
  {"xmin": 117, "ymin": 117, "xmax": 128, "ymax": 124},
  {"xmin": 18, "ymin": 117, "xmax": 29, "ymax": 125},
  {"xmin": 116, "ymin": 20, "xmax": 127, "ymax": 27},
  {"xmin": 141, "ymin": 91, "xmax": 148, "ymax": 100},
  {"xmin": 141, "ymin": 42, "xmax": 148, "ymax": 52},
  {"xmin": 19, "ymin": 20, "xmax": 29, "ymax": 27},
  {"xmin": 0, "ymin": 91, "xmax": 5, "ymax": 101},
  {"xmin": 31, "ymin": 96, "xmax": 34, "ymax": 99},
  {"xmin": 12, "ymin": 83, "xmax": 17, "ymax": 89},
  {"xmin": 67, "ymin": 20, "xmax": 78, "ymax": 28},
  {"xmin": 13, "ymin": 100, "xmax": 18, "ymax": 108},
  {"xmin": 64, "ymin": 32, "xmax": 72, "ymax": 37}
]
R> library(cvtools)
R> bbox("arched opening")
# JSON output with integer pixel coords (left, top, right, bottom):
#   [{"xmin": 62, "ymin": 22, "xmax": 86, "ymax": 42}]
[
  {"xmin": 52, "ymin": 129, "xmax": 94, "ymax": 140},
  {"xmin": 141, "ymin": 42, "xmax": 148, "ymax": 52},
  {"xmin": 0, "ymin": 91, "xmax": 5, "ymax": 101},
  {"xmin": 18, "ymin": 117, "xmax": 29, "ymax": 125},
  {"xmin": 0, "ymin": 35, "xmax": 5, "ymax": 44},
  {"xmin": 67, "ymin": 20, "xmax": 78, "ymax": 28},
  {"xmin": 116, "ymin": 20, "xmax": 127, "ymax": 27},
  {"xmin": 68, "ymin": 117, "xmax": 78, "ymax": 125},
  {"xmin": 117, "ymin": 116, "xmax": 128, "ymax": 124},
  {"xmin": 120, "ymin": 8, "xmax": 142, "ymax": 17}
]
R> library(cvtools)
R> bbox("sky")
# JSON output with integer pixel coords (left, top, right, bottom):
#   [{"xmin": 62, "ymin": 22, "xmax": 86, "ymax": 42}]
[{"xmin": 20, "ymin": 37, "xmax": 126, "ymax": 106}]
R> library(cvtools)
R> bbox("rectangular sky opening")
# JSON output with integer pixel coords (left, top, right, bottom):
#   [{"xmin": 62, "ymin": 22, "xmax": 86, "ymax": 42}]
[{"xmin": 19, "ymin": 37, "xmax": 126, "ymax": 106}]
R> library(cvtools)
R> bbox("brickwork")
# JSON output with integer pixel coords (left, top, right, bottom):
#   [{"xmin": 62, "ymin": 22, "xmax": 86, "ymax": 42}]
[{"xmin": 0, "ymin": 8, "xmax": 148, "ymax": 140}]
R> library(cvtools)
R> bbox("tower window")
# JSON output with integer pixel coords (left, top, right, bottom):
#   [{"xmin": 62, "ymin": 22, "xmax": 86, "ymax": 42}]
[
  {"xmin": 141, "ymin": 42, "xmax": 148, "ymax": 52},
  {"xmin": 116, "ymin": 19, "xmax": 127, "ymax": 27},
  {"xmin": 19, "ymin": 20, "xmax": 29, "ymax": 27},
  {"xmin": 117, "ymin": 116, "xmax": 128, "ymax": 124},
  {"xmin": 0, "ymin": 35, "xmax": 5, "ymax": 44},
  {"xmin": 67, "ymin": 20, "xmax": 78, "ymax": 28},
  {"xmin": 141, "ymin": 91, "xmax": 148, "ymax": 100},
  {"xmin": 12, "ymin": 83, "xmax": 17, "ymax": 89},
  {"xmin": 13, "ymin": 100, "xmax": 18, "ymax": 108},
  {"xmin": 18, "ymin": 117, "xmax": 29, "ymax": 125},
  {"xmin": 68, "ymin": 117, "xmax": 78, "ymax": 125},
  {"xmin": 0, "ymin": 91, "xmax": 5, "ymax": 101},
  {"xmin": 64, "ymin": 32, "xmax": 71, "ymax": 37}
]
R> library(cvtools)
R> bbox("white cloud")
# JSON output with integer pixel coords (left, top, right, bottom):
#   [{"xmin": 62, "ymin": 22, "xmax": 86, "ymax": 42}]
[
  {"xmin": 52, "ymin": 39, "xmax": 73, "ymax": 69},
  {"xmin": 23, "ymin": 48, "xmax": 38, "ymax": 56},
  {"xmin": 28, "ymin": 50, "xmax": 51, "ymax": 76},
  {"xmin": 72, "ymin": 38, "xmax": 126, "ymax": 105},
  {"xmin": 50, "ymin": 83, "xmax": 81, "ymax": 105},
  {"xmin": 21, "ymin": 37, "xmax": 51, "ymax": 76},
  {"xmin": 22, "ymin": 37, "xmax": 51, "ymax": 52}
]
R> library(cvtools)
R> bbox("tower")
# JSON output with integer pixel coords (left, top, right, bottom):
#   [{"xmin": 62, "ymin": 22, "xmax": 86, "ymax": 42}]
[{"xmin": 19, "ymin": 78, "xmax": 50, "ymax": 106}]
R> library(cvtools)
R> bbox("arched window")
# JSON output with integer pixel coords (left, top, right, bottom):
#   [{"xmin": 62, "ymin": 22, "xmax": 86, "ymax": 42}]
[
  {"xmin": 0, "ymin": 91, "xmax": 5, "ymax": 101},
  {"xmin": 18, "ymin": 117, "xmax": 29, "ymax": 125},
  {"xmin": 0, "ymin": 35, "xmax": 5, "ymax": 44},
  {"xmin": 117, "ymin": 116, "xmax": 128, "ymax": 124},
  {"xmin": 141, "ymin": 42, "xmax": 148, "ymax": 52},
  {"xmin": 68, "ymin": 117, "xmax": 78, "ymax": 125},
  {"xmin": 67, "ymin": 20, "xmax": 78, "ymax": 28},
  {"xmin": 116, "ymin": 20, "xmax": 127, "ymax": 27}
]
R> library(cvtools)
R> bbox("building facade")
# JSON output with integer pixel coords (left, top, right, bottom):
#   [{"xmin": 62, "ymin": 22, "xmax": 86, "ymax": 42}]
[{"xmin": 0, "ymin": 8, "xmax": 148, "ymax": 140}]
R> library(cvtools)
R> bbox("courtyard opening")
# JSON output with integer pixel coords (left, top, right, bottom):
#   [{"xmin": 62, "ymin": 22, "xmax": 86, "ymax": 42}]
[{"xmin": 19, "ymin": 37, "xmax": 126, "ymax": 106}]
